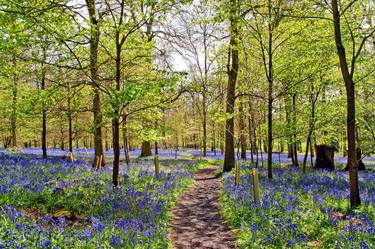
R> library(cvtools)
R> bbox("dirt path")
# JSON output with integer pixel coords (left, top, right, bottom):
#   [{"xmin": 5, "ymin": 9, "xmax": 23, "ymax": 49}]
[{"xmin": 169, "ymin": 167, "xmax": 236, "ymax": 249}]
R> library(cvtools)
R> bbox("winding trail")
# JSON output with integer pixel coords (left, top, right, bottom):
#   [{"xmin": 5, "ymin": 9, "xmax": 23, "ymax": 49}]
[{"xmin": 169, "ymin": 167, "xmax": 236, "ymax": 249}]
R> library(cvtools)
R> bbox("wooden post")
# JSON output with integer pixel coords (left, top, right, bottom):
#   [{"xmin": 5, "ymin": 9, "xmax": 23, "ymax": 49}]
[
  {"xmin": 154, "ymin": 155, "xmax": 160, "ymax": 176},
  {"xmin": 235, "ymin": 160, "xmax": 240, "ymax": 186},
  {"xmin": 70, "ymin": 152, "xmax": 74, "ymax": 162},
  {"xmin": 252, "ymin": 168, "xmax": 260, "ymax": 203}
]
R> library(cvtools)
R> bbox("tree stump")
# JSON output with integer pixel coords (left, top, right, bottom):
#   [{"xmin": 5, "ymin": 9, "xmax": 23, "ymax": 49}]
[
  {"xmin": 345, "ymin": 148, "xmax": 366, "ymax": 171},
  {"xmin": 140, "ymin": 141, "xmax": 152, "ymax": 157},
  {"xmin": 314, "ymin": 144, "xmax": 335, "ymax": 170}
]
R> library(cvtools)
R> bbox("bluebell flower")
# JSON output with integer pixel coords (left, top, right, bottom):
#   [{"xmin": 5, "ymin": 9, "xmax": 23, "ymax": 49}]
[{"xmin": 111, "ymin": 235, "xmax": 121, "ymax": 247}]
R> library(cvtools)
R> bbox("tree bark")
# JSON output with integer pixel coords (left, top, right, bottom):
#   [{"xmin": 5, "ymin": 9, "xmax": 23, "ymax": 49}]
[
  {"xmin": 141, "ymin": 140, "xmax": 153, "ymax": 156},
  {"xmin": 41, "ymin": 70, "xmax": 47, "ymax": 158},
  {"xmin": 303, "ymin": 83, "xmax": 317, "ymax": 173},
  {"xmin": 302, "ymin": 131, "xmax": 312, "ymax": 173},
  {"xmin": 239, "ymin": 101, "xmax": 247, "ymax": 159},
  {"xmin": 141, "ymin": 141, "xmax": 152, "ymax": 157},
  {"xmin": 223, "ymin": 0, "xmax": 239, "ymax": 172},
  {"xmin": 314, "ymin": 144, "xmax": 335, "ymax": 170},
  {"xmin": 122, "ymin": 114, "xmax": 130, "ymax": 165},
  {"xmin": 40, "ymin": 48, "xmax": 47, "ymax": 158},
  {"xmin": 202, "ymin": 92, "xmax": 207, "ymax": 156},
  {"xmin": 292, "ymin": 93, "xmax": 298, "ymax": 166},
  {"xmin": 112, "ymin": 23, "xmax": 123, "ymax": 186},
  {"xmin": 112, "ymin": 117, "xmax": 120, "ymax": 187},
  {"xmin": 267, "ymin": 0, "xmax": 273, "ymax": 178},
  {"xmin": 86, "ymin": 0, "xmax": 105, "ymax": 168},
  {"xmin": 332, "ymin": 0, "xmax": 360, "ymax": 207},
  {"xmin": 68, "ymin": 85, "xmax": 73, "ymax": 153},
  {"xmin": 11, "ymin": 56, "xmax": 17, "ymax": 147},
  {"xmin": 60, "ymin": 127, "xmax": 64, "ymax": 150}
]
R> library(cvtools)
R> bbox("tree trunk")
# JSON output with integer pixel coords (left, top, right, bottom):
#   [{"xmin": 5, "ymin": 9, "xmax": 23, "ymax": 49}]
[
  {"xmin": 60, "ymin": 127, "xmax": 64, "ymax": 150},
  {"xmin": 223, "ymin": 0, "xmax": 239, "ymax": 172},
  {"xmin": 41, "ymin": 74, "xmax": 47, "ymax": 158},
  {"xmin": 112, "ymin": 117, "xmax": 120, "ymax": 187},
  {"xmin": 248, "ymin": 116, "xmax": 254, "ymax": 163},
  {"xmin": 68, "ymin": 113, "xmax": 73, "ymax": 152},
  {"xmin": 202, "ymin": 92, "xmax": 207, "ymax": 156},
  {"xmin": 122, "ymin": 114, "xmax": 130, "ymax": 165},
  {"xmin": 249, "ymin": 99, "xmax": 257, "ymax": 165},
  {"xmin": 155, "ymin": 141, "xmax": 158, "ymax": 155},
  {"xmin": 86, "ymin": 0, "xmax": 105, "ymax": 168},
  {"xmin": 314, "ymin": 144, "xmax": 335, "ymax": 170},
  {"xmin": 332, "ymin": 0, "xmax": 360, "ymax": 207},
  {"xmin": 267, "ymin": 0, "xmax": 273, "ymax": 178},
  {"xmin": 303, "ymin": 83, "xmax": 317, "ymax": 173},
  {"xmin": 68, "ymin": 87, "xmax": 73, "ymax": 153},
  {"xmin": 345, "ymin": 148, "xmax": 365, "ymax": 171},
  {"xmin": 39, "ymin": 48, "xmax": 48, "ymax": 158},
  {"xmin": 141, "ymin": 141, "xmax": 153, "ymax": 157},
  {"xmin": 292, "ymin": 93, "xmax": 299, "ymax": 166},
  {"xmin": 111, "ymin": 27, "xmax": 124, "ymax": 187},
  {"xmin": 302, "ymin": 130, "xmax": 312, "ymax": 173},
  {"xmin": 211, "ymin": 122, "xmax": 216, "ymax": 153},
  {"xmin": 11, "ymin": 57, "xmax": 17, "ymax": 147},
  {"xmin": 239, "ymin": 101, "xmax": 247, "ymax": 159}
]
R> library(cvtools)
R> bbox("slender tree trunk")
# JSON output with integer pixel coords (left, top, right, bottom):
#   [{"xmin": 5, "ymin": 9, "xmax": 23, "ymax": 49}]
[
  {"xmin": 303, "ymin": 83, "xmax": 317, "ymax": 173},
  {"xmin": 332, "ymin": 0, "xmax": 360, "ymax": 207},
  {"xmin": 112, "ymin": 34, "xmax": 123, "ymax": 186},
  {"xmin": 86, "ymin": 0, "xmax": 105, "ymax": 168},
  {"xmin": 267, "ymin": 0, "xmax": 273, "ymax": 178},
  {"xmin": 155, "ymin": 141, "xmax": 158, "ymax": 155},
  {"xmin": 122, "ymin": 114, "xmax": 130, "ymax": 165},
  {"xmin": 239, "ymin": 101, "xmax": 247, "ymax": 159},
  {"xmin": 211, "ymin": 122, "xmax": 216, "ymax": 153},
  {"xmin": 60, "ymin": 127, "xmax": 64, "ymax": 150},
  {"xmin": 68, "ymin": 85, "xmax": 73, "ymax": 153},
  {"xmin": 302, "ymin": 131, "xmax": 312, "ymax": 173},
  {"xmin": 202, "ymin": 92, "xmax": 207, "ymax": 156},
  {"xmin": 68, "ymin": 112, "xmax": 73, "ymax": 153},
  {"xmin": 248, "ymin": 112, "xmax": 254, "ymax": 163},
  {"xmin": 11, "ymin": 57, "xmax": 17, "ymax": 147},
  {"xmin": 292, "ymin": 93, "xmax": 299, "ymax": 166},
  {"xmin": 112, "ymin": 116, "xmax": 120, "ymax": 186},
  {"xmin": 249, "ymin": 99, "xmax": 258, "ymax": 165},
  {"xmin": 40, "ymin": 49, "xmax": 47, "ymax": 158},
  {"xmin": 259, "ymin": 132, "xmax": 263, "ymax": 168},
  {"xmin": 41, "ymin": 79, "xmax": 47, "ymax": 158},
  {"xmin": 223, "ymin": 0, "xmax": 239, "ymax": 172}
]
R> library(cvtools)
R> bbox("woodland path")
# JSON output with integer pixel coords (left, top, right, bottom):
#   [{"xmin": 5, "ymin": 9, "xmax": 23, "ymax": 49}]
[{"xmin": 169, "ymin": 167, "xmax": 237, "ymax": 249}]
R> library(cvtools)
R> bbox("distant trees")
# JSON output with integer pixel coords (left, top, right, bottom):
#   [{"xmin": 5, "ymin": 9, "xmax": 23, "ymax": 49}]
[{"xmin": 164, "ymin": 1, "xmax": 223, "ymax": 157}]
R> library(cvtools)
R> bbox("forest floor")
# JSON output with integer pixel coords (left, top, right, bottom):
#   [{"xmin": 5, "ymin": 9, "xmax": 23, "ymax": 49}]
[{"xmin": 169, "ymin": 167, "xmax": 237, "ymax": 249}]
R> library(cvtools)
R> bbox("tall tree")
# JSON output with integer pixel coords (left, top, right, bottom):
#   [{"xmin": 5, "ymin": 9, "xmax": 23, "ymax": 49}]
[
  {"xmin": 331, "ymin": 0, "xmax": 374, "ymax": 207},
  {"xmin": 86, "ymin": 0, "xmax": 105, "ymax": 168},
  {"xmin": 223, "ymin": 0, "xmax": 239, "ymax": 172}
]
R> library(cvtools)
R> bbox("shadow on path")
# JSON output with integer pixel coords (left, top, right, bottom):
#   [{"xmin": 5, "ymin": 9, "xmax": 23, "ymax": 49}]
[{"xmin": 169, "ymin": 167, "xmax": 236, "ymax": 249}]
